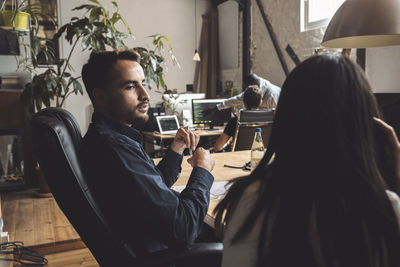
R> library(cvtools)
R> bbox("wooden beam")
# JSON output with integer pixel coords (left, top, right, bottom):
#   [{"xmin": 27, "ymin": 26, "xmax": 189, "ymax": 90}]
[
  {"xmin": 255, "ymin": 0, "xmax": 290, "ymax": 76},
  {"xmin": 243, "ymin": 0, "xmax": 251, "ymax": 84}
]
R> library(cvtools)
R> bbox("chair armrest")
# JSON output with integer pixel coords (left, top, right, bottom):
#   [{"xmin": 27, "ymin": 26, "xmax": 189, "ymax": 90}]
[{"xmin": 137, "ymin": 242, "xmax": 223, "ymax": 267}]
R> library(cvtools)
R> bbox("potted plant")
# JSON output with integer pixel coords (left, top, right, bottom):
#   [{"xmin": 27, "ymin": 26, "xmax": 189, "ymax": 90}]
[
  {"xmin": 17, "ymin": 0, "xmax": 179, "ymax": 112},
  {"xmin": 135, "ymin": 34, "xmax": 180, "ymax": 91},
  {"xmin": 0, "ymin": 0, "xmax": 30, "ymax": 31}
]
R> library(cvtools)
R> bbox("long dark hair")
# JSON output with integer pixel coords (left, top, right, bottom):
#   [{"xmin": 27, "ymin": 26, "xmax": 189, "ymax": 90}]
[{"xmin": 214, "ymin": 54, "xmax": 400, "ymax": 267}]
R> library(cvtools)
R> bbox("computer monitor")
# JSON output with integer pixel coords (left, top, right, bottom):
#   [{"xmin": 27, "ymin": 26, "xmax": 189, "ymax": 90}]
[
  {"xmin": 192, "ymin": 98, "xmax": 232, "ymax": 128},
  {"xmin": 162, "ymin": 93, "xmax": 205, "ymax": 126}
]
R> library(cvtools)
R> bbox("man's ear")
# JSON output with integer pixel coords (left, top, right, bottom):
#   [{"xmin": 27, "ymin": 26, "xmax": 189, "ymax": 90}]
[{"xmin": 92, "ymin": 88, "xmax": 107, "ymax": 107}]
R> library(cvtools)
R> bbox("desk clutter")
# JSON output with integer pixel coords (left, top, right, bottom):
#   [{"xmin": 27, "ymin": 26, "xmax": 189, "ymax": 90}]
[{"xmin": 172, "ymin": 181, "xmax": 232, "ymax": 200}]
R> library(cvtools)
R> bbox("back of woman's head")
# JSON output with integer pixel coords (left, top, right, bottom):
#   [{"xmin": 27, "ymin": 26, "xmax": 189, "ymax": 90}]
[
  {"xmin": 267, "ymin": 54, "xmax": 400, "ymax": 194},
  {"xmin": 216, "ymin": 54, "xmax": 400, "ymax": 267},
  {"xmin": 273, "ymin": 55, "xmax": 376, "ymax": 173}
]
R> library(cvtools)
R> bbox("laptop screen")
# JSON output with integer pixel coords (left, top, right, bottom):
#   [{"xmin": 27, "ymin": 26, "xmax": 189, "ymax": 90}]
[{"xmin": 156, "ymin": 115, "xmax": 180, "ymax": 134}]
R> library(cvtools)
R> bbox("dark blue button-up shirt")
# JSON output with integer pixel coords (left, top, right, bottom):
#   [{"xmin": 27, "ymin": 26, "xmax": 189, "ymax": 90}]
[{"xmin": 80, "ymin": 112, "xmax": 214, "ymax": 258}]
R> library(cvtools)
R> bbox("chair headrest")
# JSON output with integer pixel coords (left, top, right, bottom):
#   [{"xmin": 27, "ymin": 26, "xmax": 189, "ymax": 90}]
[{"xmin": 31, "ymin": 107, "xmax": 82, "ymax": 150}]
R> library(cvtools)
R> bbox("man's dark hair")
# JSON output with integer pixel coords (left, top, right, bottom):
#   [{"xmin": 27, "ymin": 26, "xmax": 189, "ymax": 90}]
[
  {"xmin": 243, "ymin": 85, "xmax": 262, "ymax": 109},
  {"xmin": 81, "ymin": 49, "xmax": 140, "ymax": 103},
  {"xmin": 243, "ymin": 73, "xmax": 260, "ymax": 88}
]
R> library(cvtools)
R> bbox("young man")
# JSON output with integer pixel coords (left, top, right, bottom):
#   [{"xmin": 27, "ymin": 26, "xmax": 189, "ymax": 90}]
[
  {"xmin": 217, "ymin": 73, "xmax": 280, "ymax": 111},
  {"xmin": 80, "ymin": 50, "xmax": 215, "ymax": 259},
  {"xmin": 213, "ymin": 85, "xmax": 263, "ymax": 152}
]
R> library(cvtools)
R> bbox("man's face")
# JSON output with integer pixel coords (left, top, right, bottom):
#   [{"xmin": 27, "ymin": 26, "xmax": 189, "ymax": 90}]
[{"xmin": 101, "ymin": 60, "xmax": 149, "ymax": 126}]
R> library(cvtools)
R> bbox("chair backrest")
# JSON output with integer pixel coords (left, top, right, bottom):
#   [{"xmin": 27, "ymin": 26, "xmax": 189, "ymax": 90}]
[
  {"xmin": 30, "ymin": 108, "xmax": 136, "ymax": 266},
  {"xmin": 231, "ymin": 109, "xmax": 274, "ymax": 151},
  {"xmin": 238, "ymin": 109, "xmax": 274, "ymax": 124}
]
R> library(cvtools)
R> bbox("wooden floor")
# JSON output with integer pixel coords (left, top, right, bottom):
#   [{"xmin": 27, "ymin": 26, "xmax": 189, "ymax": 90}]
[{"xmin": 1, "ymin": 189, "xmax": 98, "ymax": 266}]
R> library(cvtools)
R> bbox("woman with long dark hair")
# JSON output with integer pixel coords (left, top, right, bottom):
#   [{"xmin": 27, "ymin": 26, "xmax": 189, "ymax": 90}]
[{"xmin": 214, "ymin": 54, "xmax": 400, "ymax": 267}]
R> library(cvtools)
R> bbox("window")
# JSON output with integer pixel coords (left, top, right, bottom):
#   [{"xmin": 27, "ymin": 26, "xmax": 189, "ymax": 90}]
[{"xmin": 301, "ymin": 0, "xmax": 345, "ymax": 31}]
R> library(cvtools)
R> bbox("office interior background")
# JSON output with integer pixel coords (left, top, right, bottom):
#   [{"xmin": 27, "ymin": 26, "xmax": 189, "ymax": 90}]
[{"xmin": 0, "ymin": 0, "xmax": 399, "ymax": 133}]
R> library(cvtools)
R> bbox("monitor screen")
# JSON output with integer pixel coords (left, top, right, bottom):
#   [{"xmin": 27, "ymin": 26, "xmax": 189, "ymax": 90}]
[
  {"xmin": 162, "ymin": 93, "xmax": 205, "ymax": 126},
  {"xmin": 156, "ymin": 115, "xmax": 180, "ymax": 134},
  {"xmin": 192, "ymin": 99, "xmax": 232, "ymax": 126}
]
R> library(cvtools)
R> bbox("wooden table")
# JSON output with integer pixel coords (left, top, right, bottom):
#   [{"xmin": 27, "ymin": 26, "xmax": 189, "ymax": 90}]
[
  {"xmin": 0, "ymin": 190, "xmax": 85, "ymax": 255},
  {"xmin": 155, "ymin": 150, "xmax": 251, "ymax": 227}
]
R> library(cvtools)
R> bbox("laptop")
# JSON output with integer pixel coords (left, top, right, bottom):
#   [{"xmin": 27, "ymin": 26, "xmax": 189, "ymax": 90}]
[{"xmin": 156, "ymin": 115, "xmax": 180, "ymax": 135}]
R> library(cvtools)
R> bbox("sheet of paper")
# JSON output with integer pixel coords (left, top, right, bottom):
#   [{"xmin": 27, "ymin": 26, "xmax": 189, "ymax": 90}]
[{"xmin": 172, "ymin": 181, "xmax": 232, "ymax": 200}]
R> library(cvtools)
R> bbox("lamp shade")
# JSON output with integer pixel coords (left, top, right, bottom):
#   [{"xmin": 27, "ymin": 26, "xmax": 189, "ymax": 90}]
[{"xmin": 322, "ymin": 0, "xmax": 400, "ymax": 48}]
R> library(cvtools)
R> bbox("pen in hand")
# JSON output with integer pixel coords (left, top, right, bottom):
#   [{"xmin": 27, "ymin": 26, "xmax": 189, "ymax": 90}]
[{"xmin": 184, "ymin": 126, "xmax": 193, "ymax": 156}]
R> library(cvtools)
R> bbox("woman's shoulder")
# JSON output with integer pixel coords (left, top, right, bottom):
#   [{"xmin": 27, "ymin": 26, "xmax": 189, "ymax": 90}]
[
  {"xmin": 386, "ymin": 190, "xmax": 400, "ymax": 224},
  {"xmin": 222, "ymin": 180, "xmax": 263, "ymax": 267}
]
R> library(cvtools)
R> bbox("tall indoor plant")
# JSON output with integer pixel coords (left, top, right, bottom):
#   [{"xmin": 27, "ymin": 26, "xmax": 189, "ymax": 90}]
[{"xmin": 18, "ymin": 0, "xmax": 179, "ymax": 111}]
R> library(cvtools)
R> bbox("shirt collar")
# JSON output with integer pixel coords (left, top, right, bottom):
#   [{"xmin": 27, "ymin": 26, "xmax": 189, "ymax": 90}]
[{"xmin": 92, "ymin": 111, "xmax": 143, "ymax": 143}]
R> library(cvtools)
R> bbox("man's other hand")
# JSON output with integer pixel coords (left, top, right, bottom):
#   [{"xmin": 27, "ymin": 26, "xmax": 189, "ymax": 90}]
[
  {"xmin": 170, "ymin": 127, "xmax": 200, "ymax": 155},
  {"xmin": 187, "ymin": 147, "xmax": 215, "ymax": 172}
]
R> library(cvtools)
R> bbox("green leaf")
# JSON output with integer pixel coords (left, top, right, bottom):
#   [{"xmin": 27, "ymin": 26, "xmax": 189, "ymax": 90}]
[
  {"xmin": 160, "ymin": 76, "xmax": 167, "ymax": 89},
  {"xmin": 73, "ymin": 79, "xmax": 83, "ymax": 94},
  {"xmin": 61, "ymin": 78, "xmax": 68, "ymax": 94},
  {"xmin": 81, "ymin": 34, "xmax": 91, "ymax": 50},
  {"xmin": 110, "ymin": 12, "xmax": 120, "ymax": 25},
  {"xmin": 54, "ymin": 24, "xmax": 68, "ymax": 40},
  {"xmin": 72, "ymin": 4, "xmax": 96, "ymax": 11},
  {"xmin": 88, "ymin": 0, "xmax": 101, "ymax": 5},
  {"xmin": 101, "ymin": 7, "xmax": 107, "ymax": 25},
  {"xmin": 111, "ymin": 1, "xmax": 118, "ymax": 8},
  {"xmin": 89, "ymin": 7, "xmax": 101, "ymax": 23},
  {"xmin": 150, "ymin": 56, "xmax": 157, "ymax": 71}
]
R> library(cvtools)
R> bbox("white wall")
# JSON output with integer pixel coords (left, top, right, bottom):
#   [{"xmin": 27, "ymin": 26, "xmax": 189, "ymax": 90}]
[
  {"xmin": 366, "ymin": 45, "xmax": 400, "ymax": 92},
  {"xmin": 58, "ymin": 0, "xmax": 211, "ymax": 133}
]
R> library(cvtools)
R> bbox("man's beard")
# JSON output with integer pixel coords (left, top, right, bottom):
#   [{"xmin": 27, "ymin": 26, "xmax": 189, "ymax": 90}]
[{"xmin": 131, "ymin": 112, "xmax": 149, "ymax": 125}]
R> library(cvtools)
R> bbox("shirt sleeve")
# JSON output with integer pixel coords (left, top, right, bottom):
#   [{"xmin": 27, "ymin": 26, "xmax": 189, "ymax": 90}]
[
  {"xmin": 217, "ymin": 92, "xmax": 244, "ymax": 110},
  {"xmin": 156, "ymin": 148, "xmax": 183, "ymax": 187},
  {"xmin": 223, "ymin": 117, "xmax": 238, "ymax": 137},
  {"xmin": 107, "ymin": 139, "xmax": 214, "ymax": 247}
]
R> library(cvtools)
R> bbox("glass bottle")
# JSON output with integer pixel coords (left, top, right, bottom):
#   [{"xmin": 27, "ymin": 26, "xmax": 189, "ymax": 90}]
[{"xmin": 250, "ymin": 128, "xmax": 265, "ymax": 170}]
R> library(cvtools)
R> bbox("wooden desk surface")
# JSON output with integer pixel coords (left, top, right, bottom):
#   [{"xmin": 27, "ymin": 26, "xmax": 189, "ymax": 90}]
[
  {"xmin": 142, "ymin": 127, "xmax": 225, "ymax": 140},
  {"xmin": 154, "ymin": 150, "xmax": 251, "ymax": 226},
  {"xmin": 1, "ymin": 190, "xmax": 85, "ymax": 255}
]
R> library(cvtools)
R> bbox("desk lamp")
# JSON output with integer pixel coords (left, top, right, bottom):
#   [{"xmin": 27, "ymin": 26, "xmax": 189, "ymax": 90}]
[{"xmin": 322, "ymin": 0, "xmax": 400, "ymax": 48}]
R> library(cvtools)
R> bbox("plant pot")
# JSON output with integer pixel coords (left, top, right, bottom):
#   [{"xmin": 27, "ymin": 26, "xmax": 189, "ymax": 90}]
[{"xmin": 0, "ymin": 10, "xmax": 30, "ymax": 31}]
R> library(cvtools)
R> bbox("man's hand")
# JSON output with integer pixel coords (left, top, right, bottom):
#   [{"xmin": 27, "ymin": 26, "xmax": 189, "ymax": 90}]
[
  {"xmin": 374, "ymin": 117, "xmax": 400, "ymax": 180},
  {"xmin": 170, "ymin": 127, "xmax": 200, "ymax": 155},
  {"xmin": 187, "ymin": 147, "xmax": 215, "ymax": 172}
]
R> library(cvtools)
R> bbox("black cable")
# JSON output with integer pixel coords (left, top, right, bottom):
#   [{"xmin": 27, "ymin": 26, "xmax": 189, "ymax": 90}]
[{"xmin": 0, "ymin": 241, "xmax": 48, "ymax": 266}]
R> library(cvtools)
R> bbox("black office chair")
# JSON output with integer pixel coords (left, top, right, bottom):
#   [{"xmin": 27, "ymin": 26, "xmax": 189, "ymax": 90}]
[
  {"xmin": 30, "ymin": 107, "xmax": 222, "ymax": 267},
  {"xmin": 231, "ymin": 109, "xmax": 274, "ymax": 151}
]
